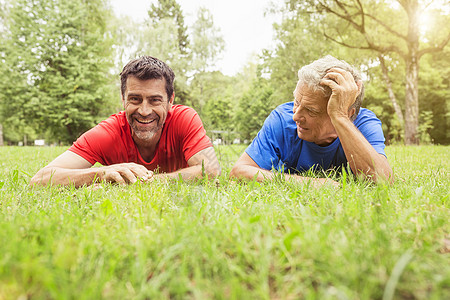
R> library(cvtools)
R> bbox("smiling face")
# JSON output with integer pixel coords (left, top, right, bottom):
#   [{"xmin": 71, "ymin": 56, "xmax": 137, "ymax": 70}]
[
  {"xmin": 122, "ymin": 76, "xmax": 173, "ymax": 146},
  {"xmin": 292, "ymin": 83, "xmax": 338, "ymax": 146}
]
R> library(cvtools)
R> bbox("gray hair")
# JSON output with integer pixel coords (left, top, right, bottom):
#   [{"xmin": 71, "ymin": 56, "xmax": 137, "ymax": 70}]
[{"xmin": 297, "ymin": 55, "xmax": 364, "ymax": 121}]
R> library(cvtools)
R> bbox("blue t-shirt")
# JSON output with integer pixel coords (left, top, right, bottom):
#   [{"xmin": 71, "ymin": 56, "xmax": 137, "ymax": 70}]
[{"xmin": 245, "ymin": 102, "xmax": 386, "ymax": 174}]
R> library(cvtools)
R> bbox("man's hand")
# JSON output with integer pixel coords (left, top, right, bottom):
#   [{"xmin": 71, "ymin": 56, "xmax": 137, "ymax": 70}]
[
  {"xmin": 30, "ymin": 151, "xmax": 154, "ymax": 187},
  {"xmin": 100, "ymin": 163, "xmax": 153, "ymax": 185},
  {"xmin": 230, "ymin": 152, "xmax": 340, "ymax": 188},
  {"xmin": 320, "ymin": 67, "xmax": 362, "ymax": 120},
  {"xmin": 319, "ymin": 68, "xmax": 393, "ymax": 183}
]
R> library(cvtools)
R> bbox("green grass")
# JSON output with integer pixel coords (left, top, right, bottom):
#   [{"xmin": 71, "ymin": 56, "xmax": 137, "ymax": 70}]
[{"xmin": 0, "ymin": 145, "xmax": 449, "ymax": 299}]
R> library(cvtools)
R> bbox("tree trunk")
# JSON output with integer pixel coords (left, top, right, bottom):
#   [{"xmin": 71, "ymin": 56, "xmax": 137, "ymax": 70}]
[
  {"xmin": 404, "ymin": 56, "xmax": 419, "ymax": 145},
  {"xmin": 379, "ymin": 55, "xmax": 404, "ymax": 127},
  {"xmin": 0, "ymin": 124, "xmax": 3, "ymax": 146},
  {"xmin": 306, "ymin": 0, "xmax": 449, "ymax": 143},
  {"xmin": 66, "ymin": 123, "xmax": 74, "ymax": 142},
  {"xmin": 404, "ymin": 0, "xmax": 420, "ymax": 145}
]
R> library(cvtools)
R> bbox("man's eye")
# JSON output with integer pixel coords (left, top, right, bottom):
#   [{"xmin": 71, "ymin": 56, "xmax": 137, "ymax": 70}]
[{"xmin": 129, "ymin": 97, "xmax": 140, "ymax": 102}]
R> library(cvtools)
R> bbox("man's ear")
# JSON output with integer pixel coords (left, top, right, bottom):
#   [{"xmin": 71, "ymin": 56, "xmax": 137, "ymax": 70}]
[
  {"xmin": 121, "ymin": 95, "xmax": 126, "ymax": 108},
  {"xmin": 348, "ymin": 107, "xmax": 356, "ymax": 119},
  {"xmin": 169, "ymin": 92, "xmax": 175, "ymax": 105}
]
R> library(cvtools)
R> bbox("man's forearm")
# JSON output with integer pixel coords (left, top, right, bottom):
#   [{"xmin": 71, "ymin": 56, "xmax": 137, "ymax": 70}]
[
  {"xmin": 158, "ymin": 162, "xmax": 221, "ymax": 181},
  {"xmin": 230, "ymin": 164, "xmax": 338, "ymax": 187},
  {"xmin": 163, "ymin": 147, "xmax": 222, "ymax": 181},
  {"xmin": 331, "ymin": 116, "xmax": 393, "ymax": 182},
  {"xmin": 30, "ymin": 167, "xmax": 101, "ymax": 187},
  {"xmin": 230, "ymin": 164, "xmax": 276, "ymax": 182}
]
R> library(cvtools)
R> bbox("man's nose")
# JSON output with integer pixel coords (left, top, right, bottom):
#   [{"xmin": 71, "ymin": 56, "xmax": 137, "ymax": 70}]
[
  {"xmin": 293, "ymin": 106, "xmax": 305, "ymax": 123},
  {"xmin": 138, "ymin": 101, "xmax": 153, "ymax": 116}
]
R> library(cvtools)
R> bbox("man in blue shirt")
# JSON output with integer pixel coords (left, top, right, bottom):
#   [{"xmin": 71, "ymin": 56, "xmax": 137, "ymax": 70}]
[{"xmin": 230, "ymin": 56, "xmax": 393, "ymax": 185}]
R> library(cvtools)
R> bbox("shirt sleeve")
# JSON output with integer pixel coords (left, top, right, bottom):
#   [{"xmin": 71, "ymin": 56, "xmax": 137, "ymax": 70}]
[
  {"xmin": 355, "ymin": 110, "xmax": 387, "ymax": 157},
  {"xmin": 68, "ymin": 120, "xmax": 122, "ymax": 165},
  {"xmin": 178, "ymin": 108, "xmax": 213, "ymax": 161},
  {"xmin": 245, "ymin": 110, "xmax": 285, "ymax": 170}
]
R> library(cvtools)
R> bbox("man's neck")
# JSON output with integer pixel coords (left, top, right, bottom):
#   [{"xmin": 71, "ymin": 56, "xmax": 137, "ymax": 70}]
[{"xmin": 133, "ymin": 130, "xmax": 162, "ymax": 163}]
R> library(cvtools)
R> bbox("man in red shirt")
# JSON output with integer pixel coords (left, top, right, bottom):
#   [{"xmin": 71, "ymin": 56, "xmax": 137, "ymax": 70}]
[{"xmin": 30, "ymin": 56, "xmax": 220, "ymax": 187}]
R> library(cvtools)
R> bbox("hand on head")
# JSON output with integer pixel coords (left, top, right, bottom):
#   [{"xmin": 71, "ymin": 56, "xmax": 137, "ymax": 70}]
[{"xmin": 320, "ymin": 68, "xmax": 362, "ymax": 119}]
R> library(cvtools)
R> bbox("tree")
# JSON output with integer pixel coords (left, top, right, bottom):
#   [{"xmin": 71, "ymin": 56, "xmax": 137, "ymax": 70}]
[
  {"xmin": 363, "ymin": 60, "xmax": 405, "ymax": 144},
  {"xmin": 148, "ymin": 0, "xmax": 190, "ymax": 55},
  {"xmin": 136, "ymin": 18, "xmax": 187, "ymax": 78},
  {"xmin": 0, "ymin": 0, "xmax": 8, "ymax": 144},
  {"xmin": 418, "ymin": 49, "xmax": 450, "ymax": 144},
  {"xmin": 261, "ymin": 12, "xmax": 339, "ymax": 106},
  {"xmin": 190, "ymin": 7, "xmax": 225, "ymax": 73},
  {"xmin": 0, "ymin": 0, "xmax": 116, "ymax": 143},
  {"xmin": 189, "ymin": 7, "xmax": 225, "ymax": 115},
  {"xmin": 191, "ymin": 71, "xmax": 235, "ymax": 128},
  {"xmin": 202, "ymin": 96, "xmax": 233, "ymax": 131},
  {"xmin": 143, "ymin": 0, "xmax": 191, "ymax": 105},
  {"xmin": 136, "ymin": 19, "xmax": 191, "ymax": 105},
  {"xmin": 235, "ymin": 73, "xmax": 275, "ymax": 140},
  {"xmin": 285, "ymin": 0, "xmax": 450, "ymax": 144}
]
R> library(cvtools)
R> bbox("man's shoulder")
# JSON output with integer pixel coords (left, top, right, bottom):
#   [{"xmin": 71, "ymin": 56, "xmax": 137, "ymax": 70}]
[
  {"xmin": 84, "ymin": 111, "xmax": 129, "ymax": 140},
  {"xmin": 354, "ymin": 108, "xmax": 381, "ymax": 126},
  {"xmin": 274, "ymin": 101, "xmax": 294, "ymax": 114},
  {"xmin": 100, "ymin": 111, "xmax": 127, "ymax": 127},
  {"xmin": 163, "ymin": 105, "xmax": 205, "ymax": 137},
  {"xmin": 256, "ymin": 101, "xmax": 297, "ymax": 143},
  {"xmin": 170, "ymin": 104, "xmax": 199, "ymax": 117},
  {"xmin": 265, "ymin": 101, "xmax": 295, "ymax": 127},
  {"xmin": 358, "ymin": 108, "xmax": 377, "ymax": 117},
  {"xmin": 353, "ymin": 108, "xmax": 385, "ymax": 142},
  {"xmin": 166, "ymin": 105, "xmax": 202, "ymax": 126},
  {"xmin": 69, "ymin": 111, "xmax": 132, "ymax": 165}
]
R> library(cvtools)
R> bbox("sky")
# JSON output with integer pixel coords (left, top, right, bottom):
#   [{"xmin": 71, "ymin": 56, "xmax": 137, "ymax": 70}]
[{"xmin": 110, "ymin": 0, "xmax": 282, "ymax": 76}]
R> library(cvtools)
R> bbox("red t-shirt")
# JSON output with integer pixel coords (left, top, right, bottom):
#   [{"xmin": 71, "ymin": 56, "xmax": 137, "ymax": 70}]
[{"xmin": 69, "ymin": 105, "xmax": 212, "ymax": 172}]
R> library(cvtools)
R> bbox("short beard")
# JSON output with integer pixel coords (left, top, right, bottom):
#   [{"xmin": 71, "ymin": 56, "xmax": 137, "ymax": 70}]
[
  {"xmin": 127, "ymin": 113, "xmax": 162, "ymax": 142},
  {"xmin": 132, "ymin": 127, "xmax": 160, "ymax": 141}
]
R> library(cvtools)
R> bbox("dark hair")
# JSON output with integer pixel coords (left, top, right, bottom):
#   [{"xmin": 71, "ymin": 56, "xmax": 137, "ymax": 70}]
[
  {"xmin": 120, "ymin": 56, "xmax": 175, "ymax": 99},
  {"xmin": 297, "ymin": 55, "xmax": 364, "ymax": 121}
]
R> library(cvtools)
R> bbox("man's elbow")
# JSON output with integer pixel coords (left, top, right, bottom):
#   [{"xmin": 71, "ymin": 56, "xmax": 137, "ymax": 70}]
[
  {"xmin": 362, "ymin": 167, "xmax": 394, "ymax": 184},
  {"xmin": 29, "ymin": 167, "xmax": 60, "ymax": 187},
  {"xmin": 205, "ymin": 164, "xmax": 221, "ymax": 178},
  {"xmin": 29, "ymin": 170, "xmax": 47, "ymax": 187},
  {"xmin": 377, "ymin": 167, "xmax": 395, "ymax": 184},
  {"xmin": 229, "ymin": 164, "xmax": 246, "ymax": 180},
  {"xmin": 229, "ymin": 164, "xmax": 238, "ymax": 179},
  {"xmin": 29, "ymin": 177, "xmax": 39, "ymax": 187}
]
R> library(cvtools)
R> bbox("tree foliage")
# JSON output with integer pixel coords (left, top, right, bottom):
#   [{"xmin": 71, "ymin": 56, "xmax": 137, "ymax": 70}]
[
  {"xmin": 418, "ymin": 49, "xmax": 450, "ymax": 144},
  {"xmin": 1, "ymin": 0, "xmax": 448, "ymax": 146},
  {"xmin": 188, "ymin": 6, "xmax": 226, "ymax": 119},
  {"xmin": 142, "ymin": 1, "xmax": 191, "ymax": 105},
  {"xmin": 0, "ymin": 0, "xmax": 116, "ymax": 143},
  {"xmin": 148, "ymin": 0, "xmax": 190, "ymax": 55},
  {"xmin": 281, "ymin": 0, "xmax": 450, "ymax": 144},
  {"xmin": 262, "ymin": 12, "xmax": 338, "ymax": 105},
  {"xmin": 235, "ymin": 74, "xmax": 275, "ymax": 140},
  {"xmin": 190, "ymin": 7, "xmax": 225, "ymax": 74}
]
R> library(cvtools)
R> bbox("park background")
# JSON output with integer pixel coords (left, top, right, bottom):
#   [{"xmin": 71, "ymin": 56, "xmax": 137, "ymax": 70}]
[
  {"xmin": 0, "ymin": 0, "xmax": 449, "ymax": 146},
  {"xmin": 0, "ymin": 0, "xmax": 449, "ymax": 299}
]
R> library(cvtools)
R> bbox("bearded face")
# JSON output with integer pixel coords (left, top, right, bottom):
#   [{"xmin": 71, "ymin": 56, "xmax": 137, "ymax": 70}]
[{"xmin": 122, "ymin": 76, "xmax": 173, "ymax": 145}]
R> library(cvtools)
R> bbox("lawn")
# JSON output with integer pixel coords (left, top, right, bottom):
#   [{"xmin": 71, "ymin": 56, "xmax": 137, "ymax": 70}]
[{"xmin": 0, "ymin": 145, "xmax": 449, "ymax": 299}]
